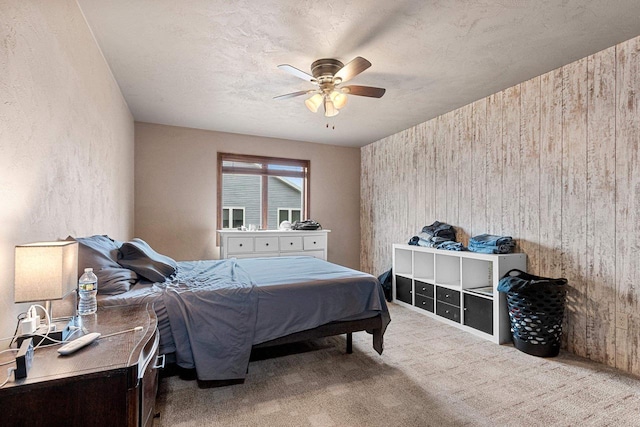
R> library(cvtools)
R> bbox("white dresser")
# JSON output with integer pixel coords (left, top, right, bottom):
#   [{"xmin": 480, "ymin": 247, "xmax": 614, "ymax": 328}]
[{"xmin": 218, "ymin": 230, "xmax": 330, "ymax": 260}]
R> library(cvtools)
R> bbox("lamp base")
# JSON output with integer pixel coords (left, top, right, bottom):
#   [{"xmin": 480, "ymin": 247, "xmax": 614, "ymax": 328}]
[{"xmin": 17, "ymin": 318, "xmax": 75, "ymax": 348}]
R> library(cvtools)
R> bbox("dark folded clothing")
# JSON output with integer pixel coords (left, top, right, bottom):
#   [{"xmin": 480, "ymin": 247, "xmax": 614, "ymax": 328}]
[{"xmin": 421, "ymin": 221, "xmax": 456, "ymax": 242}]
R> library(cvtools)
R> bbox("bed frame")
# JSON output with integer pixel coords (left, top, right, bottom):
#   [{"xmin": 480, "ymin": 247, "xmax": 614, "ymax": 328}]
[{"xmin": 252, "ymin": 313, "xmax": 384, "ymax": 355}]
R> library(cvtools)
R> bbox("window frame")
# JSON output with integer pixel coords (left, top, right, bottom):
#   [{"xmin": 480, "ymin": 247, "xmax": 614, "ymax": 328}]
[{"xmin": 217, "ymin": 153, "xmax": 310, "ymax": 232}]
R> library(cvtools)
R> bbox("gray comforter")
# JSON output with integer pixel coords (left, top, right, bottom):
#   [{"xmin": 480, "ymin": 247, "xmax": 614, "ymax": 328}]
[{"xmin": 152, "ymin": 256, "xmax": 388, "ymax": 381}]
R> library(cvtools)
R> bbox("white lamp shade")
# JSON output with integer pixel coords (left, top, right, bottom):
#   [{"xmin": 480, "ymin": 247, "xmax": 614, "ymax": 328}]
[
  {"xmin": 330, "ymin": 91, "xmax": 348, "ymax": 109},
  {"xmin": 304, "ymin": 93, "xmax": 323, "ymax": 113},
  {"xmin": 324, "ymin": 98, "xmax": 339, "ymax": 117},
  {"xmin": 14, "ymin": 241, "xmax": 78, "ymax": 303}
]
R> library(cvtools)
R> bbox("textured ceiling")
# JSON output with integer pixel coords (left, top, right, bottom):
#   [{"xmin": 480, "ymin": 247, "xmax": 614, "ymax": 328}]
[{"xmin": 77, "ymin": 0, "xmax": 640, "ymax": 147}]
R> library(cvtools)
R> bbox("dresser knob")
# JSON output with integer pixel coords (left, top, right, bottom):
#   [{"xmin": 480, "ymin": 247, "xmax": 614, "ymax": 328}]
[
  {"xmin": 266, "ymin": 243, "xmax": 269, "ymax": 246},
  {"xmin": 313, "ymin": 241, "xmax": 316, "ymax": 244},
  {"xmin": 290, "ymin": 242, "xmax": 293, "ymax": 245},
  {"xmin": 239, "ymin": 244, "xmax": 243, "ymax": 247}
]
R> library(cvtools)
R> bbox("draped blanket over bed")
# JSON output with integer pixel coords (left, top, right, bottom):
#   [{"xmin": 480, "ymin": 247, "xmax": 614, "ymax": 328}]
[{"xmin": 162, "ymin": 259, "xmax": 259, "ymax": 380}]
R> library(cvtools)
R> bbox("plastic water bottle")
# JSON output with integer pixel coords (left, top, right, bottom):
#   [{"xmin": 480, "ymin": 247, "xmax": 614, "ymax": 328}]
[{"xmin": 78, "ymin": 268, "xmax": 98, "ymax": 315}]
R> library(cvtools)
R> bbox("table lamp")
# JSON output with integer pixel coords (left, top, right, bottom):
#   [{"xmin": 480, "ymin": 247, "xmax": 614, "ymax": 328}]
[{"xmin": 14, "ymin": 241, "xmax": 78, "ymax": 327}]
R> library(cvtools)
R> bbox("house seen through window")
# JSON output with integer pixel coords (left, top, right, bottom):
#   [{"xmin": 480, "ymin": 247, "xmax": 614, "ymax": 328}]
[
  {"xmin": 218, "ymin": 153, "xmax": 310, "ymax": 230},
  {"xmin": 222, "ymin": 207, "xmax": 245, "ymax": 229},
  {"xmin": 278, "ymin": 208, "xmax": 301, "ymax": 224}
]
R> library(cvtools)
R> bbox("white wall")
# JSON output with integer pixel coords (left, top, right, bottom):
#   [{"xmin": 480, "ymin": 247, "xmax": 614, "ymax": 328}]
[
  {"xmin": 0, "ymin": 1, "xmax": 134, "ymax": 341},
  {"xmin": 134, "ymin": 122, "xmax": 362, "ymax": 270}
]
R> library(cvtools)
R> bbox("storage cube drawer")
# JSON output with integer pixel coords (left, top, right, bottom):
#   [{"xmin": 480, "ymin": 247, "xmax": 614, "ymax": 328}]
[
  {"xmin": 414, "ymin": 293, "xmax": 434, "ymax": 313},
  {"xmin": 395, "ymin": 275, "xmax": 412, "ymax": 304},
  {"xmin": 279, "ymin": 236, "xmax": 303, "ymax": 251},
  {"xmin": 436, "ymin": 301, "xmax": 460, "ymax": 323},
  {"xmin": 436, "ymin": 286, "xmax": 460, "ymax": 307},
  {"xmin": 227, "ymin": 237, "xmax": 254, "ymax": 254},
  {"xmin": 255, "ymin": 237, "xmax": 279, "ymax": 252},
  {"xmin": 303, "ymin": 235, "xmax": 326, "ymax": 250},
  {"xmin": 463, "ymin": 293, "xmax": 493, "ymax": 335},
  {"xmin": 415, "ymin": 280, "xmax": 434, "ymax": 298}
]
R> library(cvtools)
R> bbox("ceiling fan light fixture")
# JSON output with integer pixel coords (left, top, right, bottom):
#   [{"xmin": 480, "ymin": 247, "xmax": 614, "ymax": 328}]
[
  {"xmin": 330, "ymin": 90, "xmax": 348, "ymax": 109},
  {"xmin": 324, "ymin": 98, "xmax": 339, "ymax": 117},
  {"xmin": 305, "ymin": 93, "xmax": 323, "ymax": 113}
]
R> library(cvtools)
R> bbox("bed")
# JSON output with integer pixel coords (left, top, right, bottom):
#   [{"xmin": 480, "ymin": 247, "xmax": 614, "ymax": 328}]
[{"xmin": 76, "ymin": 236, "xmax": 390, "ymax": 383}]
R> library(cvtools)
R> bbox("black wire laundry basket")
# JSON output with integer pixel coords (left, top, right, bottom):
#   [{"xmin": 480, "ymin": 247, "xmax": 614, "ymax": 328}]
[{"xmin": 497, "ymin": 269, "xmax": 568, "ymax": 357}]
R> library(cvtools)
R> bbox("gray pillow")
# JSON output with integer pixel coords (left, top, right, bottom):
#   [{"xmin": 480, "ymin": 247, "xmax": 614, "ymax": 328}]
[
  {"xmin": 117, "ymin": 238, "xmax": 177, "ymax": 283},
  {"xmin": 68, "ymin": 235, "xmax": 138, "ymax": 295}
]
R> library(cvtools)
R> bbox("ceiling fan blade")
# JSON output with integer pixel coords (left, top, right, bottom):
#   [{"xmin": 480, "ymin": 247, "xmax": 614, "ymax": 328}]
[
  {"xmin": 273, "ymin": 90, "xmax": 312, "ymax": 100},
  {"xmin": 341, "ymin": 85, "xmax": 386, "ymax": 98},
  {"xmin": 277, "ymin": 64, "xmax": 315, "ymax": 82},
  {"xmin": 334, "ymin": 57, "xmax": 371, "ymax": 83}
]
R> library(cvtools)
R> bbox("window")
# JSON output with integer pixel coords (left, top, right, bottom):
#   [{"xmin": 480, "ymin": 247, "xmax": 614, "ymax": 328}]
[
  {"xmin": 218, "ymin": 153, "xmax": 310, "ymax": 230},
  {"xmin": 278, "ymin": 208, "xmax": 302, "ymax": 224},
  {"xmin": 222, "ymin": 207, "xmax": 245, "ymax": 229}
]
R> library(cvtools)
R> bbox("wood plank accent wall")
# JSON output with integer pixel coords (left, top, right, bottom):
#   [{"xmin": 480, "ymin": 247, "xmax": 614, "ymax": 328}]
[{"xmin": 361, "ymin": 36, "xmax": 640, "ymax": 376}]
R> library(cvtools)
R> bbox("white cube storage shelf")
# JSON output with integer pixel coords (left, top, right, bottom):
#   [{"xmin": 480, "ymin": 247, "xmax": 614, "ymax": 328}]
[
  {"xmin": 218, "ymin": 230, "xmax": 330, "ymax": 260},
  {"xmin": 392, "ymin": 243, "xmax": 526, "ymax": 344}
]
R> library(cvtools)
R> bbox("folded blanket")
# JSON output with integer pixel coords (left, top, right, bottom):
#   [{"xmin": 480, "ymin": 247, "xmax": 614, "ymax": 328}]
[
  {"xmin": 469, "ymin": 234, "xmax": 515, "ymax": 254},
  {"xmin": 436, "ymin": 240, "xmax": 467, "ymax": 251}
]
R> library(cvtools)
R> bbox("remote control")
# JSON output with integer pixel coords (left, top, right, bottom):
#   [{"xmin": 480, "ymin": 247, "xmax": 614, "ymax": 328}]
[{"xmin": 57, "ymin": 332, "xmax": 101, "ymax": 355}]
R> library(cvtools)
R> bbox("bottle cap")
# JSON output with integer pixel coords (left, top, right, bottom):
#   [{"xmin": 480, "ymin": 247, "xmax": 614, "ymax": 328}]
[{"xmin": 84, "ymin": 268, "xmax": 93, "ymax": 272}]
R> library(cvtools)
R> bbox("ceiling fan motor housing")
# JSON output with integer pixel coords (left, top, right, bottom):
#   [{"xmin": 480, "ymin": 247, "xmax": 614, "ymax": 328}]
[{"xmin": 310, "ymin": 58, "xmax": 344, "ymax": 79}]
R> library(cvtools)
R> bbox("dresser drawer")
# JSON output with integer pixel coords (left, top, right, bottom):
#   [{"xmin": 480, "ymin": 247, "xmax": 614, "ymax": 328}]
[
  {"xmin": 303, "ymin": 235, "xmax": 326, "ymax": 250},
  {"xmin": 279, "ymin": 236, "xmax": 303, "ymax": 251},
  {"xmin": 255, "ymin": 237, "xmax": 279, "ymax": 252},
  {"xmin": 436, "ymin": 301, "xmax": 460, "ymax": 323},
  {"xmin": 414, "ymin": 293, "xmax": 434, "ymax": 313},
  {"xmin": 227, "ymin": 237, "xmax": 254, "ymax": 254},
  {"xmin": 415, "ymin": 280, "xmax": 434, "ymax": 298},
  {"xmin": 286, "ymin": 250, "xmax": 325, "ymax": 259},
  {"xmin": 436, "ymin": 286, "xmax": 460, "ymax": 307}
]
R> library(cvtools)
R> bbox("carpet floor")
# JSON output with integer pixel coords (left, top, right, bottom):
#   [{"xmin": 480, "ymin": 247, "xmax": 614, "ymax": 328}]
[{"xmin": 155, "ymin": 303, "xmax": 640, "ymax": 426}]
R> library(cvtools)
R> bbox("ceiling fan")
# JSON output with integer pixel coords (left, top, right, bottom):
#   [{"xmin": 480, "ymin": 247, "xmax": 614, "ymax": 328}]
[{"xmin": 274, "ymin": 57, "xmax": 386, "ymax": 117}]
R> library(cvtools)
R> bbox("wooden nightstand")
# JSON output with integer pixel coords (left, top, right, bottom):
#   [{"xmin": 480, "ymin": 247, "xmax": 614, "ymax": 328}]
[{"xmin": 0, "ymin": 304, "xmax": 160, "ymax": 427}]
